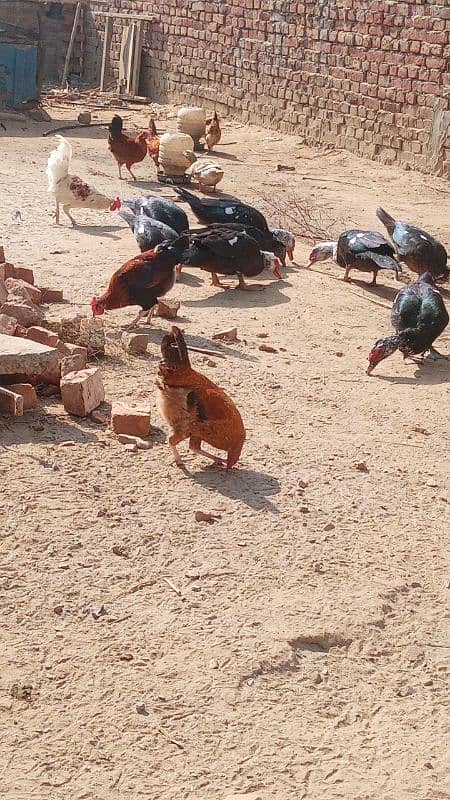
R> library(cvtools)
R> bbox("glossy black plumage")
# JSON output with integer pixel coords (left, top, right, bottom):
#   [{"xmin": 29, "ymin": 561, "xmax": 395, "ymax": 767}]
[
  {"xmin": 123, "ymin": 195, "xmax": 189, "ymax": 235},
  {"xmin": 173, "ymin": 187, "xmax": 270, "ymax": 231},
  {"xmin": 376, "ymin": 207, "xmax": 449, "ymax": 281},
  {"xmin": 119, "ymin": 208, "xmax": 178, "ymax": 252},
  {"xmin": 180, "ymin": 226, "xmax": 270, "ymax": 280},
  {"xmin": 336, "ymin": 229, "xmax": 400, "ymax": 284}
]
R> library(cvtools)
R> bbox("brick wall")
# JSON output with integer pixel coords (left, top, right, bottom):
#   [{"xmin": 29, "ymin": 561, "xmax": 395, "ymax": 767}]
[{"xmin": 84, "ymin": 0, "xmax": 450, "ymax": 176}]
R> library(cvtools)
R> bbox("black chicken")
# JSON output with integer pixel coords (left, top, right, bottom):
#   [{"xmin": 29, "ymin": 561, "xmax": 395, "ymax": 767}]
[
  {"xmin": 366, "ymin": 273, "xmax": 449, "ymax": 374},
  {"xmin": 376, "ymin": 207, "xmax": 449, "ymax": 282},
  {"xmin": 119, "ymin": 208, "xmax": 178, "ymax": 252},
  {"xmin": 173, "ymin": 187, "xmax": 295, "ymax": 263},
  {"xmin": 123, "ymin": 195, "xmax": 189, "ymax": 235},
  {"xmin": 308, "ymin": 229, "xmax": 401, "ymax": 285},
  {"xmin": 179, "ymin": 225, "xmax": 282, "ymax": 290}
]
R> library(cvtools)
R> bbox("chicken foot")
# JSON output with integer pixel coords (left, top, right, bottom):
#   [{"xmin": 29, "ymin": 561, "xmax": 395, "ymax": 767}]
[
  {"xmin": 189, "ymin": 437, "xmax": 225, "ymax": 466},
  {"xmin": 63, "ymin": 205, "xmax": 77, "ymax": 226},
  {"xmin": 237, "ymin": 273, "xmax": 264, "ymax": 291},
  {"xmin": 127, "ymin": 166, "xmax": 137, "ymax": 181},
  {"xmin": 211, "ymin": 272, "xmax": 233, "ymax": 289},
  {"xmin": 427, "ymin": 346, "xmax": 449, "ymax": 361}
]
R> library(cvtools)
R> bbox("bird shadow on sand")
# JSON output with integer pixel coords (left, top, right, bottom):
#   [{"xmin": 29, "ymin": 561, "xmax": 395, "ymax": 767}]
[
  {"xmin": 206, "ymin": 151, "xmax": 240, "ymax": 162},
  {"xmin": 105, "ymin": 326, "xmax": 259, "ymax": 363},
  {"xmin": 372, "ymin": 362, "xmax": 449, "ymax": 386},
  {"xmin": 189, "ymin": 464, "xmax": 281, "ymax": 512},
  {"xmin": 183, "ymin": 282, "xmax": 291, "ymax": 310},
  {"xmin": 347, "ymin": 279, "xmax": 399, "ymax": 301},
  {"xmin": 176, "ymin": 271, "xmax": 204, "ymax": 288},
  {"xmin": 77, "ymin": 224, "xmax": 123, "ymax": 239},
  {"xmin": 128, "ymin": 179, "xmax": 167, "ymax": 191}
]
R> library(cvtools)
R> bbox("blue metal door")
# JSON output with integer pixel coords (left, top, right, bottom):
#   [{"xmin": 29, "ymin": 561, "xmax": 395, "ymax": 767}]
[{"xmin": 0, "ymin": 43, "xmax": 37, "ymax": 107}]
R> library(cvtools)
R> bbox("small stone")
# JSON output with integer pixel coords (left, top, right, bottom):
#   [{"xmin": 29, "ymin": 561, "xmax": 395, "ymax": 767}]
[
  {"xmin": 208, "ymin": 658, "xmax": 219, "ymax": 669},
  {"xmin": 195, "ymin": 511, "xmax": 217, "ymax": 524},
  {"xmin": 156, "ymin": 299, "xmax": 180, "ymax": 319},
  {"xmin": 298, "ymin": 479, "xmax": 308, "ymax": 489},
  {"xmin": 256, "ymin": 332, "xmax": 268, "ymax": 338},
  {"xmin": 258, "ymin": 344, "xmax": 278, "ymax": 353},
  {"xmin": 90, "ymin": 409, "xmax": 107, "ymax": 424},
  {"xmin": 123, "ymin": 443, "xmax": 138, "ymax": 452},
  {"xmin": 112, "ymin": 544, "xmax": 129, "ymax": 558},
  {"xmin": 313, "ymin": 561, "xmax": 324, "ymax": 573},
  {"xmin": 335, "ymin": 351, "xmax": 344, "ymax": 357},
  {"xmin": 78, "ymin": 111, "xmax": 92, "ymax": 125},
  {"xmin": 136, "ymin": 701, "xmax": 148, "ymax": 715},
  {"xmin": 411, "ymin": 426, "xmax": 430, "ymax": 436},
  {"xmin": 117, "ymin": 433, "xmax": 151, "ymax": 449},
  {"xmin": 323, "ymin": 522, "xmax": 335, "ymax": 531},
  {"xmin": 207, "ymin": 359, "xmax": 217, "ymax": 367},
  {"xmin": 353, "ymin": 461, "xmax": 369, "ymax": 472},
  {"xmin": 40, "ymin": 288, "xmax": 64, "ymax": 304},
  {"xmin": 53, "ymin": 604, "xmax": 65, "ymax": 615},
  {"xmin": 121, "ymin": 331, "xmax": 149, "ymax": 355}
]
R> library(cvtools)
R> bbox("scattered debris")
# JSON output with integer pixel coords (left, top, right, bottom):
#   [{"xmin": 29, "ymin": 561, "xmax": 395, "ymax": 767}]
[
  {"xmin": 156, "ymin": 299, "xmax": 180, "ymax": 319},
  {"xmin": 353, "ymin": 461, "xmax": 369, "ymax": 472},
  {"xmin": 208, "ymin": 658, "xmax": 220, "ymax": 669},
  {"xmin": 258, "ymin": 344, "xmax": 278, "ymax": 353},
  {"xmin": 90, "ymin": 409, "xmax": 107, "ymax": 424},
  {"xmin": 91, "ymin": 604, "xmax": 107, "ymax": 620},
  {"xmin": 112, "ymin": 545, "xmax": 129, "ymax": 558},
  {"xmin": 277, "ymin": 164, "xmax": 296, "ymax": 171},
  {"xmin": 5, "ymin": 278, "xmax": 42, "ymax": 305},
  {"xmin": 195, "ymin": 511, "xmax": 218, "ymax": 524},
  {"xmin": 162, "ymin": 577, "xmax": 182, "ymax": 596},
  {"xmin": 136, "ymin": 701, "xmax": 148, "ymax": 715},
  {"xmin": 0, "ymin": 299, "xmax": 44, "ymax": 327},
  {"xmin": 411, "ymin": 426, "xmax": 431, "ymax": 436},
  {"xmin": 117, "ymin": 433, "xmax": 151, "ymax": 449},
  {"xmin": 77, "ymin": 111, "xmax": 92, "ymax": 125},
  {"xmin": 46, "ymin": 315, "xmax": 105, "ymax": 357},
  {"xmin": 256, "ymin": 332, "xmax": 269, "ymax": 338},
  {"xmin": 212, "ymin": 327, "xmax": 238, "ymax": 343}
]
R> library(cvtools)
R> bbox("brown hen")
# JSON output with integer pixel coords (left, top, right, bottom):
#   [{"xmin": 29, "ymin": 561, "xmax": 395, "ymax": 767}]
[{"xmin": 108, "ymin": 115, "xmax": 148, "ymax": 180}]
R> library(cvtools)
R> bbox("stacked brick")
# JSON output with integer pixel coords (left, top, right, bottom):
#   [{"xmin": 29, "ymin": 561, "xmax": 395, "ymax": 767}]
[{"xmin": 83, "ymin": 0, "xmax": 450, "ymax": 175}]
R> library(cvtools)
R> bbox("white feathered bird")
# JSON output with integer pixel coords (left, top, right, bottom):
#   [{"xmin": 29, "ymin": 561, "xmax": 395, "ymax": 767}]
[
  {"xmin": 185, "ymin": 158, "xmax": 224, "ymax": 192},
  {"xmin": 46, "ymin": 135, "xmax": 121, "ymax": 226}
]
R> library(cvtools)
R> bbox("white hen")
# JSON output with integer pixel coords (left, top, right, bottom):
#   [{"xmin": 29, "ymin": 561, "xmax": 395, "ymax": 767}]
[{"xmin": 47, "ymin": 135, "xmax": 121, "ymax": 226}]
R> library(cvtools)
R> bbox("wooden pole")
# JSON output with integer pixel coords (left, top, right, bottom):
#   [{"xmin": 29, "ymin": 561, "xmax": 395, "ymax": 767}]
[
  {"xmin": 61, "ymin": 1, "xmax": 82, "ymax": 85},
  {"xmin": 99, "ymin": 16, "xmax": 113, "ymax": 91}
]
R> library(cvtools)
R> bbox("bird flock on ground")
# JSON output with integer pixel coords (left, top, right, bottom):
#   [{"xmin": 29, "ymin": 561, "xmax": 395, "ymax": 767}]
[{"xmin": 45, "ymin": 113, "xmax": 449, "ymax": 469}]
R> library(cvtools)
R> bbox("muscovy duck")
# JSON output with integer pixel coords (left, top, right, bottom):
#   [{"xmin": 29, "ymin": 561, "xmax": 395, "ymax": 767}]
[
  {"xmin": 119, "ymin": 208, "xmax": 178, "ymax": 252},
  {"xmin": 190, "ymin": 222, "xmax": 285, "ymax": 274},
  {"xmin": 366, "ymin": 272, "xmax": 449, "ymax": 374},
  {"xmin": 307, "ymin": 229, "xmax": 401, "ymax": 285},
  {"xmin": 179, "ymin": 225, "xmax": 282, "ymax": 290},
  {"xmin": 173, "ymin": 187, "xmax": 295, "ymax": 263},
  {"xmin": 123, "ymin": 195, "xmax": 189, "ymax": 235},
  {"xmin": 376, "ymin": 207, "xmax": 449, "ymax": 282}
]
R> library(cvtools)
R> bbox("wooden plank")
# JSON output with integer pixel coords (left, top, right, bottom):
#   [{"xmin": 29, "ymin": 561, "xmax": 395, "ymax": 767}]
[
  {"xmin": 126, "ymin": 23, "xmax": 136, "ymax": 95},
  {"xmin": 61, "ymin": 1, "xmax": 82, "ymax": 85},
  {"xmin": 99, "ymin": 15, "xmax": 112, "ymax": 92},
  {"xmin": 94, "ymin": 12, "xmax": 155, "ymax": 21},
  {"xmin": 131, "ymin": 19, "xmax": 143, "ymax": 97},
  {"xmin": 0, "ymin": 387, "xmax": 24, "ymax": 417}
]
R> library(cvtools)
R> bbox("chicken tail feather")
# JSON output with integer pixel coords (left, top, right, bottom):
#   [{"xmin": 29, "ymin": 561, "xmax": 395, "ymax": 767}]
[
  {"xmin": 376, "ymin": 207, "xmax": 396, "ymax": 236},
  {"xmin": 47, "ymin": 135, "xmax": 72, "ymax": 193}
]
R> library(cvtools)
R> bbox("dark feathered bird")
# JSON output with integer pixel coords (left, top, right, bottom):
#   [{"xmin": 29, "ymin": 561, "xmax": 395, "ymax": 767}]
[
  {"xmin": 376, "ymin": 207, "xmax": 449, "ymax": 282},
  {"xmin": 91, "ymin": 238, "xmax": 188, "ymax": 328},
  {"xmin": 366, "ymin": 272, "xmax": 449, "ymax": 374},
  {"xmin": 173, "ymin": 187, "xmax": 295, "ymax": 262},
  {"xmin": 308, "ymin": 229, "xmax": 401, "ymax": 285},
  {"xmin": 119, "ymin": 208, "xmax": 178, "ymax": 252},
  {"xmin": 179, "ymin": 225, "xmax": 282, "ymax": 290},
  {"xmin": 122, "ymin": 194, "xmax": 189, "ymax": 235}
]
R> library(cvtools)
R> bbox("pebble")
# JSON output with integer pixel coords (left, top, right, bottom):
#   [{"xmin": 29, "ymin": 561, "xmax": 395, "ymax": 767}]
[
  {"xmin": 323, "ymin": 522, "xmax": 335, "ymax": 531},
  {"xmin": 208, "ymin": 658, "xmax": 219, "ymax": 669},
  {"xmin": 117, "ymin": 434, "xmax": 150, "ymax": 450},
  {"xmin": 136, "ymin": 701, "xmax": 148, "ymax": 715}
]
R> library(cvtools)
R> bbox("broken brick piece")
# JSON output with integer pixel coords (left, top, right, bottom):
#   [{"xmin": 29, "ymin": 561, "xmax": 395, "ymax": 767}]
[
  {"xmin": 157, "ymin": 299, "xmax": 180, "ymax": 319},
  {"xmin": 61, "ymin": 354, "xmax": 87, "ymax": 377},
  {"xmin": 0, "ymin": 279, "xmax": 7, "ymax": 305},
  {"xmin": 0, "ymin": 386, "xmax": 23, "ymax": 416},
  {"xmin": 5, "ymin": 278, "xmax": 42, "ymax": 305},
  {"xmin": 26, "ymin": 326, "xmax": 59, "ymax": 348},
  {"xmin": 121, "ymin": 331, "xmax": 149, "ymax": 355},
  {"xmin": 0, "ymin": 300, "xmax": 44, "ymax": 327},
  {"xmin": 13, "ymin": 267, "xmax": 34, "ymax": 285},
  {"xmin": 0, "ymin": 263, "xmax": 15, "ymax": 281},
  {"xmin": 111, "ymin": 402, "xmax": 151, "ymax": 438},
  {"xmin": 8, "ymin": 383, "xmax": 38, "ymax": 410},
  {"xmin": 40, "ymin": 288, "xmax": 64, "ymax": 304},
  {"xmin": 60, "ymin": 367, "xmax": 105, "ymax": 417},
  {"xmin": 57, "ymin": 341, "xmax": 88, "ymax": 366}
]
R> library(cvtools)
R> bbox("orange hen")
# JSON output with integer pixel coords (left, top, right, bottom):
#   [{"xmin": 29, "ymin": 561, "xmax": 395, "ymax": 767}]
[
  {"xmin": 156, "ymin": 326, "xmax": 246, "ymax": 470},
  {"xmin": 108, "ymin": 115, "xmax": 148, "ymax": 180}
]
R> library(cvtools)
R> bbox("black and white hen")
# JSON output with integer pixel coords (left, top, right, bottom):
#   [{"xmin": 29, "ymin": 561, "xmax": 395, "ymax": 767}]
[
  {"xmin": 376, "ymin": 207, "xmax": 449, "ymax": 282},
  {"xmin": 308, "ymin": 229, "xmax": 401, "ymax": 285}
]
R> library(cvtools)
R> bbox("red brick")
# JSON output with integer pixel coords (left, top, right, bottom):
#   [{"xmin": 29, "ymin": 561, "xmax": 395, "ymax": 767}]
[
  {"xmin": 60, "ymin": 354, "xmax": 87, "ymax": 377},
  {"xmin": 111, "ymin": 402, "xmax": 151, "ymax": 438},
  {"xmin": 13, "ymin": 267, "xmax": 34, "ymax": 285},
  {"xmin": 8, "ymin": 383, "xmax": 38, "ymax": 410},
  {"xmin": 61, "ymin": 367, "xmax": 105, "ymax": 417},
  {"xmin": 0, "ymin": 313, "xmax": 17, "ymax": 335},
  {"xmin": 40, "ymin": 288, "xmax": 64, "ymax": 304},
  {"xmin": 0, "ymin": 279, "xmax": 7, "ymax": 305},
  {"xmin": 57, "ymin": 341, "xmax": 88, "ymax": 367},
  {"xmin": 26, "ymin": 326, "xmax": 59, "ymax": 348}
]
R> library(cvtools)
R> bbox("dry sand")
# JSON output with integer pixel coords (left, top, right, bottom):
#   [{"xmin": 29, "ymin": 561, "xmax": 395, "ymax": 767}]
[{"xmin": 0, "ymin": 105, "xmax": 449, "ymax": 800}]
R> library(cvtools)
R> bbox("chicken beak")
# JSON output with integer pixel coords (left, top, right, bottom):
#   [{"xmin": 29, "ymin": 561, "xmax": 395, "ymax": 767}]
[{"xmin": 366, "ymin": 363, "xmax": 375, "ymax": 375}]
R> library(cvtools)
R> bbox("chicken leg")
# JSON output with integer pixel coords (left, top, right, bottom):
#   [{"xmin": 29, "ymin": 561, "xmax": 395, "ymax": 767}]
[
  {"xmin": 237, "ymin": 273, "xmax": 264, "ymax": 291},
  {"xmin": 211, "ymin": 272, "xmax": 232, "ymax": 289},
  {"xmin": 371, "ymin": 270, "xmax": 378, "ymax": 286},
  {"xmin": 428, "ymin": 346, "xmax": 449, "ymax": 361},
  {"xmin": 342, "ymin": 266, "xmax": 352, "ymax": 282},
  {"xmin": 126, "ymin": 308, "xmax": 148, "ymax": 330},
  {"xmin": 189, "ymin": 437, "xmax": 225, "ymax": 466},
  {"xmin": 55, "ymin": 201, "xmax": 60, "ymax": 225},
  {"xmin": 126, "ymin": 165, "xmax": 137, "ymax": 181},
  {"xmin": 63, "ymin": 205, "xmax": 77, "ymax": 226}
]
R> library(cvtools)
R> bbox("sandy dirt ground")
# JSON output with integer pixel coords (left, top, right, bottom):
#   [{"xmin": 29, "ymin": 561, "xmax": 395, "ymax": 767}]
[{"xmin": 0, "ymin": 104, "xmax": 449, "ymax": 800}]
